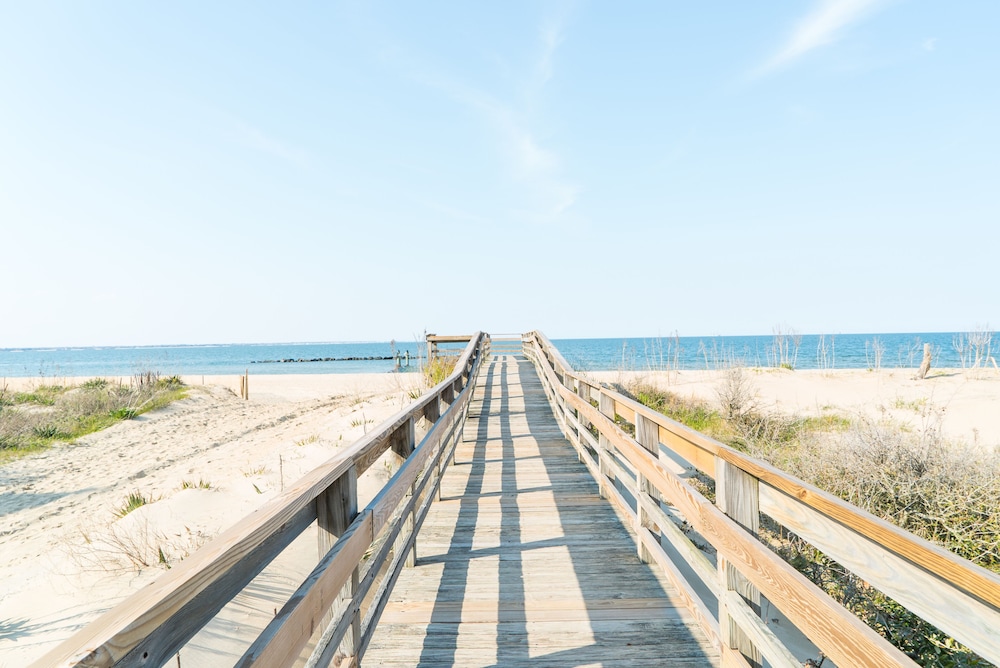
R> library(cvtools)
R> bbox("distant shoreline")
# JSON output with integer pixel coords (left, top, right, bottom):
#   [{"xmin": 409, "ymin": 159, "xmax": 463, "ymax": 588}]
[{"xmin": 1, "ymin": 331, "xmax": 995, "ymax": 377}]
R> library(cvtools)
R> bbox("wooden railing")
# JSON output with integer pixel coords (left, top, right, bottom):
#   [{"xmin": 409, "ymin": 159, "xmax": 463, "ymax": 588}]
[
  {"xmin": 523, "ymin": 330, "xmax": 1000, "ymax": 668},
  {"xmin": 38, "ymin": 333, "xmax": 489, "ymax": 668}
]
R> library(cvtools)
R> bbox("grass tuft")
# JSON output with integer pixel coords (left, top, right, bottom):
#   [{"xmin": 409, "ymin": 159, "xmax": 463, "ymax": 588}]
[{"xmin": 115, "ymin": 490, "xmax": 156, "ymax": 518}]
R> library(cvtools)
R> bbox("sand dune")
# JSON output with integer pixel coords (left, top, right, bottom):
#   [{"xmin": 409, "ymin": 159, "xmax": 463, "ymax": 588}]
[{"xmin": 0, "ymin": 373, "xmax": 422, "ymax": 665}]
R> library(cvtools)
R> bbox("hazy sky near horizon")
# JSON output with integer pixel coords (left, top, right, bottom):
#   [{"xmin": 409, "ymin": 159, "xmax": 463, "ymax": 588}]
[{"xmin": 2, "ymin": 1, "xmax": 998, "ymax": 347}]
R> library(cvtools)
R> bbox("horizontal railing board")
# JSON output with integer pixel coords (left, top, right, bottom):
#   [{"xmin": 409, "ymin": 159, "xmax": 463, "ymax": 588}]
[
  {"xmin": 759, "ymin": 482, "xmax": 1000, "ymax": 663},
  {"xmin": 525, "ymin": 332, "xmax": 930, "ymax": 668},
  {"xmin": 565, "ymin": 386, "xmax": 915, "ymax": 668},
  {"xmin": 527, "ymin": 330, "xmax": 1000, "ymax": 632},
  {"xmin": 36, "ymin": 453, "xmax": 352, "ymax": 667},
  {"xmin": 236, "ymin": 511, "xmax": 374, "ymax": 667},
  {"xmin": 41, "ymin": 333, "xmax": 487, "ymax": 668}
]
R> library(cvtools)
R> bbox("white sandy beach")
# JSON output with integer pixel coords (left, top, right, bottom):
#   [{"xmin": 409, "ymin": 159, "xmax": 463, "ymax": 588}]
[
  {"xmin": 0, "ymin": 373, "xmax": 423, "ymax": 666},
  {"xmin": 2, "ymin": 366, "xmax": 999, "ymax": 665}
]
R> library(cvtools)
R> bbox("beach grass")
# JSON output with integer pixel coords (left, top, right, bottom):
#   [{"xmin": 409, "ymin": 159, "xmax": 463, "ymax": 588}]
[
  {"xmin": 620, "ymin": 370, "xmax": 998, "ymax": 667},
  {"xmin": 423, "ymin": 356, "xmax": 457, "ymax": 386},
  {"xmin": 0, "ymin": 373, "xmax": 188, "ymax": 463}
]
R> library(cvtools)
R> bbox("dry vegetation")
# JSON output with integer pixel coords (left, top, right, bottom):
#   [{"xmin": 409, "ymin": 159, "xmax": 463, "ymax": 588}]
[
  {"xmin": 422, "ymin": 356, "xmax": 457, "ymax": 387},
  {"xmin": 0, "ymin": 372, "xmax": 188, "ymax": 462},
  {"xmin": 620, "ymin": 368, "xmax": 998, "ymax": 667}
]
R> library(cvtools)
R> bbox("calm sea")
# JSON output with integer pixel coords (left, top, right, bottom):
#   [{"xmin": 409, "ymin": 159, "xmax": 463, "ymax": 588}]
[{"xmin": 0, "ymin": 332, "xmax": 983, "ymax": 378}]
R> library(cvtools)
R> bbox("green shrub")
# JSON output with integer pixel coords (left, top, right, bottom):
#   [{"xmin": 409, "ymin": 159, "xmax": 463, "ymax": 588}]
[{"xmin": 0, "ymin": 374, "xmax": 188, "ymax": 462}]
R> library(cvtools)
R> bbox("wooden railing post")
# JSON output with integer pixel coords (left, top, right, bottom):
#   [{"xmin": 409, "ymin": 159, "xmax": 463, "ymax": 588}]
[
  {"xmin": 576, "ymin": 382, "xmax": 592, "ymax": 463},
  {"xmin": 391, "ymin": 417, "xmax": 417, "ymax": 568},
  {"xmin": 317, "ymin": 464, "xmax": 359, "ymax": 661},
  {"xmin": 557, "ymin": 369, "xmax": 573, "ymax": 428},
  {"xmin": 598, "ymin": 391, "xmax": 616, "ymax": 499},
  {"xmin": 441, "ymin": 384, "xmax": 455, "ymax": 413},
  {"xmin": 716, "ymin": 456, "xmax": 762, "ymax": 668},
  {"xmin": 634, "ymin": 413, "xmax": 661, "ymax": 564}
]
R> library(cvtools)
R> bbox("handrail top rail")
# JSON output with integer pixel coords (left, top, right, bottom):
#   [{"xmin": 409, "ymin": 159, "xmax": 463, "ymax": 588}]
[
  {"xmin": 425, "ymin": 334, "xmax": 477, "ymax": 343},
  {"xmin": 38, "ymin": 332, "xmax": 487, "ymax": 668},
  {"xmin": 525, "ymin": 330, "xmax": 1000, "ymax": 613}
]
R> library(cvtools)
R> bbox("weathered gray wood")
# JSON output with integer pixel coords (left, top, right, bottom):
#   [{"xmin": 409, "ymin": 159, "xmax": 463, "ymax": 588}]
[
  {"xmin": 759, "ymin": 482, "xmax": 1000, "ymax": 664},
  {"xmin": 717, "ymin": 457, "xmax": 762, "ymax": 668},
  {"xmin": 635, "ymin": 412, "xmax": 661, "ymax": 563},
  {"xmin": 236, "ymin": 512, "xmax": 374, "ymax": 667},
  {"xmin": 524, "ymin": 331, "xmax": 1000, "ymax": 668},
  {"xmin": 598, "ymin": 390, "xmax": 617, "ymax": 499},
  {"xmin": 364, "ymin": 353, "xmax": 719, "ymax": 667},
  {"xmin": 317, "ymin": 465, "xmax": 359, "ymax": 661},
  {"xmin": 39, "ymin": 333, "xmax": 489, "ymax": 668},
  {"xmin": 561, "ymin": 382, "xmax": 916, "ymax": 667},
  {"xmin": 639, "ymin": 494, "xmax": 718, "ymax": 598},
  {"xmin": 723, "ymin": 590, "xmax": 799, "ymax": 668}
]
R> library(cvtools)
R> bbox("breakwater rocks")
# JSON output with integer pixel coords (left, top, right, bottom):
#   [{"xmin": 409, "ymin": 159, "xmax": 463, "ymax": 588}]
[{"xmin": 252, "ymin": 356, "xmax": 397, "ymax": 364}]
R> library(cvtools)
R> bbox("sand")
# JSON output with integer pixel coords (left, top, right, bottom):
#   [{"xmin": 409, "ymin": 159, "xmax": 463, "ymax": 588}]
[
  {"xmin": 0, "ymin": 372, "xmax": 423, "ymax": 666},
  {"xmin": 587, "ymin": 367, "xmax": 1000, "ymax": 450},
  {"xmin": 3, "ymin": 366, "xmax": 1000, "ymax": 665}
]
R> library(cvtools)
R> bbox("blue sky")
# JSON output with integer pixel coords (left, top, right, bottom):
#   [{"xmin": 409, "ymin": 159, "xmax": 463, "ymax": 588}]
[{"xmin": 2, "ymin": 1, "xmax": 998, "ymax": 347}]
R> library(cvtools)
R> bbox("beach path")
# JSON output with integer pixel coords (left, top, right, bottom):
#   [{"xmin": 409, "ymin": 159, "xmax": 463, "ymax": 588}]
[{"xmin": 364, "ymin": 353, "xmax": 718, "ymax": 666}]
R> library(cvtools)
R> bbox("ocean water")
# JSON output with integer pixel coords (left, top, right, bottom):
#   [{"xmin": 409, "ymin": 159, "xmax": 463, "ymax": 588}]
[
  {"xmin": 553, "ymin": 332, "xmax": 975, "ymax": 372},
  {"xmin": 0, "ymin": 341, "xmax": 425, "ymax": 378},
  {"xmin": 0, "ymin": 332, "xmax": 986, "ymax": 378}
]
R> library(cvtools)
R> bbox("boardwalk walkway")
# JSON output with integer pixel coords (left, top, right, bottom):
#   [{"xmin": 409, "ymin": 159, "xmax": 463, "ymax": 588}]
[{"xmin": 365, "ymin": 353, "xmax": 718, "ymax": 667}]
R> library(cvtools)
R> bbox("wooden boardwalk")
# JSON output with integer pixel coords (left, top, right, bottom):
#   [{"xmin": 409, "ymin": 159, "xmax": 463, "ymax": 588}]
[{"xmin": 365, "ymin": 353, "xmax": 718, "ymax": 667}]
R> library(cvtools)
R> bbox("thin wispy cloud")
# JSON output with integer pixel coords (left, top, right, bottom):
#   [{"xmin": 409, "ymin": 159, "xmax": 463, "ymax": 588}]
[
  {"xmin": 755, "ymin": 0, "xmax": 887, "ymax": 76},
  {"xmin": 533, "ymin": 22, "xmax": 565, "ymax": 92},
  {"xmin": 386, "ymin": 12, "xmax": 579, "ymax": 222},
  {"xmin": 464, "ymin": 88, "xmax": 579, "ymax": 220},
  {"xmin": 232, "ymin": 120, "xmax": 307, "ymax": 166}
]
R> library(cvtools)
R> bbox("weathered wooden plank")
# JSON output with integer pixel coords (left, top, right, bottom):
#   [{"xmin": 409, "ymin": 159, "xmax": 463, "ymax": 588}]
[
  {"xmin": 602, "ymin": 421, "xmax": 916, "ymax": 668},
  {"xmin": 634, "ymin": 509, "xmax": 722, "ymax": 650},
  {"xmin": 316, "ymin": 464, "xmax": 359, "ymax": 660},
  {"xmin": 236, "ymin": 511, "xmax": 374, "ymax": 667},
  {"xmin": 759, "ymin": 482, "xmax": 1000, "ymax": 664},
  {"xmin": 638, "ymin": 494, "xmax": 719, "ymax": 598},
  {"xmin": 717, "ymin": 456, "xmax": 762, "ymax": 668},
  {"xmin": 723, "ymin": 589, "xmax": 800, "ymax": 668},
  {"xmin": 35, "ymin": 457, "xmax": 342, "ymax": 667},
  {"xmin": 541, "ymin": 338, "xmax": 1000, "ymax": 619},
  {"xmin": 364, "ymin": 352, "xmax": 718, "ymax": 666}
]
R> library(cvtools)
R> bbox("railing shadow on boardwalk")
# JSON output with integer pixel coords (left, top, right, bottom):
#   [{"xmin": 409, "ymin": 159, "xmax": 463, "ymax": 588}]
[{"xmin": 409, "ymin": 354, "xmax": 715, "ymax": 667}]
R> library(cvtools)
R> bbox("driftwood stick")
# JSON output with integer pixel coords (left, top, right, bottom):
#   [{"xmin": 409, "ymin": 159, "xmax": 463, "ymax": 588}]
[{"xmin": 917, "ymin": 343, "xmax": 932, "ymax": 379}]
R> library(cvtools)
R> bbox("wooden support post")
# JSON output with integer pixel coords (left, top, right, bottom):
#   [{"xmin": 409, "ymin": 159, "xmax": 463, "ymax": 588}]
[
  {"xmin": 576, "ymin": 383, "xmax": 592, "ymax": 463},
  {"xmin": 424, "ymin": 395, "xmax": 441, "ymax": 428},
  {"xmin": 598, "ymin": 391, "xmax": 616, "ymax": 499},
  {"xmin": 634, "ymin": 413, "xmax": 661, "ymax": 564},
  {"xmin": 317, "ymin": 465, "xmax": 359, "ymax": 661},
  {"xmin": 559, "ymin": 371, "xmax": 573, "ymax": 426},
  {"xmin": 716, "ymin": 457, "xmax": 762, "ymax": 668},
  {"xmin": 390, "ymin": 418, "xmax": 417, "ymax": 568}
]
